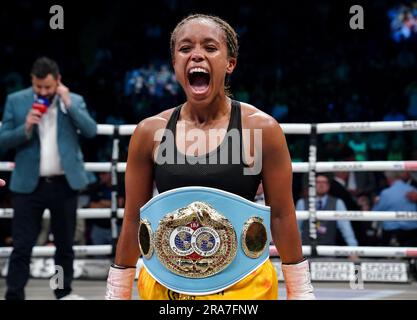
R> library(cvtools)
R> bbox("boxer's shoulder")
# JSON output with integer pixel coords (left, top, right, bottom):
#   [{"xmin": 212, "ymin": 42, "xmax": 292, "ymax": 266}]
[
  {"xmin": 240, "ymin": 102, "xmax": 281, "ymax": 132},
  {"xmin": 130, "ymin": 108, "xmax": 177, "ymax": 155},
  {"xmin": 134, "ymin": 108, "xmax": 176, "ymax": 136},
  {"xmin": 240, "ymin": 102, "xmax": 286, "ymax": 153}
]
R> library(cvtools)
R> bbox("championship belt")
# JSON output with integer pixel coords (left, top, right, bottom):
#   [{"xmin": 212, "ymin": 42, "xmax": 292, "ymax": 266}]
[{"xmin": 138, "ymin": 186, "xmax": 271, "ymax": 295}]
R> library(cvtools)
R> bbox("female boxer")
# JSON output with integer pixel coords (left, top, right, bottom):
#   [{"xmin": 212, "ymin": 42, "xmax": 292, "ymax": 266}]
[{"xmin": 106, "ymin": 14, "xmax": 314, "ymax": 300}]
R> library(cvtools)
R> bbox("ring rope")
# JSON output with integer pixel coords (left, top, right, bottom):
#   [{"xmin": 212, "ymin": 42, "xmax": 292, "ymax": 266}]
[
  {"xmin": 2, "ymin": 120, "xmax": 417, "ymax": 261},
  {"xmin": 3, "ymin": 161, "xmax": 416, "ymax": 173},
  {"xmin": 0, "ymin": 208, "xmax": 416, "ymax": 221},
  {"xmin": 0, "ymin": 244, "xmax": 416, "ymax": 258},
  {"xmin": 3, "ymin": 120, "xmax": 417, "ymax": 135}
]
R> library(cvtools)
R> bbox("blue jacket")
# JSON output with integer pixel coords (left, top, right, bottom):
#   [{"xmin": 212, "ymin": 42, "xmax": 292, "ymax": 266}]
[
  {"xmin": 372, "ymin": 180, "xmax": 417, "ymax": 231},
  {"xmin": 0, "ymin": 87, "xmax": 97, "ymax": 193}
]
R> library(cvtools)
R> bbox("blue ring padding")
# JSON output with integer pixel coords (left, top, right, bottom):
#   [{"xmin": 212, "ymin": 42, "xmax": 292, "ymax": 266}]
[{"xmin": 140, "ymin": 186, "xmax": 271, "ymax": 295}]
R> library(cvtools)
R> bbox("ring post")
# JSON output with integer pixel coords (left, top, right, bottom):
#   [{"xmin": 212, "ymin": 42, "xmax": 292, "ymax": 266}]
[
  {"xmin": 110, "ymin": 125, "xmax": 120, "ymax": 257},
  {"xmin": 308, "ymin": 124, "xmax": 318, "ymax": 257}
]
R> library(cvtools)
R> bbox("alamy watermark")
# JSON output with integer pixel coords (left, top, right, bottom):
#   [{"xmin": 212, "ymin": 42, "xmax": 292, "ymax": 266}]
[
  {"xmin": 349, "ymin": 5, "xmax": 364, "ymax": 30},
  {"xmin": 349, "ymin": 265, "xmax": 364, "ymax": 290},
  {"xmin": 49, "ymin": 265, "xmax": 64, "ymax": 290},
  {"xmin": 49, "ymin": 5, "xmax": 64, "ymax": 30},
  {"xmin": 49, "ymin": 5, "xmax": 364, "ymax": 31}
]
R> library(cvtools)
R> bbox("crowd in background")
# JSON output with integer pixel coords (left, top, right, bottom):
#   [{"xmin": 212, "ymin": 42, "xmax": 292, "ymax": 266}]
[{"xmin": 1, "ymin": 0, "xmax": 417, "ymax": 249}]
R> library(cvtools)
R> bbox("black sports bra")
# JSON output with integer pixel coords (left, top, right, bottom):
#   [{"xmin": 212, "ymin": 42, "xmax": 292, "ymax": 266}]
[{"xmin": 153, "ymin": 100, "xmax": 261, "ymax": 201}]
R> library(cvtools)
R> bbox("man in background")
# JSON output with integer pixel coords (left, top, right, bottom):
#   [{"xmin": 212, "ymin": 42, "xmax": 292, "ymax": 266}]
[
  {"xmin": 0, "ymin": 57, "xmax": 97, "ymax": 300},
  {"xmin": 297, "ymin": 174, "xmax": 358, "ymax": 247},
  {"xmin": 373, "ymin": 171, "xmax": 417, "ymax": 247}
]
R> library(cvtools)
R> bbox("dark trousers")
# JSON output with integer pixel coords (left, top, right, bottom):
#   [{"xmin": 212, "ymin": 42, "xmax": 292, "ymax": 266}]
[{"xmin": 5, "ymin": 176, "xmax": 78, "ymax": 300}]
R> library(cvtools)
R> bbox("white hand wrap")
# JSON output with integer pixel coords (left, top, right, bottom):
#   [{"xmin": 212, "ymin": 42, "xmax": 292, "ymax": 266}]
[
  {"xmin": 281, "ymin": 259, "xmax": 316, "ymax": 300},
  {"xmin": 105, "ymin": 265, "xmax": 136, "ymax": 300}
]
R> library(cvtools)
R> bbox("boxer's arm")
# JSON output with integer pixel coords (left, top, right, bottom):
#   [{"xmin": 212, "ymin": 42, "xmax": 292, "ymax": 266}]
[
  {"xmin": 261, "ymin": 119, "xmax": 315, "ymax": 299},
  {"xmin": 261, "ymin": 119, "xmax": 303, "ymax": 263},
  {"xmin": 106, "ymin": 119, "xmax": 154, "ymax": 299}
]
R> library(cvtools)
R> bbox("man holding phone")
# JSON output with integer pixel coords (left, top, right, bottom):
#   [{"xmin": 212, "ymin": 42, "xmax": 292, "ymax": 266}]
[{"xmin": 0, "ymin": 57, "xmax": 97, "ymax": 300}]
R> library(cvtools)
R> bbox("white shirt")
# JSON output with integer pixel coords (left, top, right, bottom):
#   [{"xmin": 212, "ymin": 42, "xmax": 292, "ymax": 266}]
[
  {"xmin": 38, "ymin": 96, "xmax": 65, "ymax": 177},
  {"xmin": 347, "ymin": 171, "xmax": 357, "ymax": 191},
  {"xmin": 334, "ymin": 176, "xmax": 346, "ymax": 187}
]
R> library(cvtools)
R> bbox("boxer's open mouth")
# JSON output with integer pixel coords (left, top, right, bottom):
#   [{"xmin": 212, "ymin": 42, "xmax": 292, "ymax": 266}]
[{"xmin": 187, "ymin": 67, "xmax": 210, "ymax": 95}]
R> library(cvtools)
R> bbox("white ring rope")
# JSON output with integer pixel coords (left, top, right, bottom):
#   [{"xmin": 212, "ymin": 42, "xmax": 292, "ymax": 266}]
[
  {"xmin": 96, "ymin": 124, "xmax": 116, "ymax": 135},
  {"xmin": 279, "ymin": 123, "xmax": 312, "ymax": 134},
  {"xmin": 316, "ymin": 161, "xmax": 417, "ymax": 172},
  {"xmin": 312, "ymin": 210, "xmax": 417, "ymax": 221},
  {"xmin": 1, "ymin": 208, "xmax": 416, "ymax": 221},
  {"xmin": 88, "ymin": 121, "xmax": 417, "ymax": 135},
  {"xmin": 0, "ymin": 208, "xmax": 125, "ymax": 219},
  {"xmin": 269, "ymin": 245, "xmax": 417, "ymax": 258},
  {"xmin": 2, "ymin": 121, "xmax": 417, "ymax": 135},
  {"xmin": 96, "ymin": 124, "xmax": 136, "ymax": 136},
  {"xmin": 0, "ymin": 245, "xmax": 112, "ymax": 258},
  {"xmin": 2, "ymin": 161, "xmax": 417, "ymax": 173},
  {"xmin": 2, "ymin": 120, "xmax": 417, "ymax": 260},
  {"xmin": 317, "ymin": 121, "xmax": 417, "ymax": 134},
  {"xmin": 98, "ymin": 124, "xmax": 313, "ymax": 135},
  {"xmin": 0, "ymin": 244, "xmax": 416, "ymax": 258}
]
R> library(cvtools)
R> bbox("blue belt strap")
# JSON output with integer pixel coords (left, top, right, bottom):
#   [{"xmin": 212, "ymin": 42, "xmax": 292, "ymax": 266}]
[{"xmin": 139, "ymin": 186, "xmax": 271, "ymax": 295}]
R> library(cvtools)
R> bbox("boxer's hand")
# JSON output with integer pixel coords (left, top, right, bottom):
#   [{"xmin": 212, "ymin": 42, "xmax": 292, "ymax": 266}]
[
  {"xmin": 105, "ymin": 264, "xmax": 136, "ymax": 300},
  {"xmin": 348, "ymin": 254, "xmax": 360, "ymax": 262},
  {"xmin": 406, "ymin": 191, "xmax": 417, "ymax": 202},
  {"xmin": 0, "ymin": 179, "xmax": 5, "ymax": 187},
  {"xmin": 25, "ymin": 108, "xmax": 43, "ymax": 136},
  {"xmin": 281, "ymin": 259, "xmax": 316, "ymax": 300},
  {"xmin": 56, "ymin": 81, "xmax": 71, "ymax": 107}
]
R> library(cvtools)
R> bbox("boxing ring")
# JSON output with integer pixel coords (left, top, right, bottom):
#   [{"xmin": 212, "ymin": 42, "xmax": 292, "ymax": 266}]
[{"xmin": 1, "ymin": 120, "xmax": 417, "ymax": 299}]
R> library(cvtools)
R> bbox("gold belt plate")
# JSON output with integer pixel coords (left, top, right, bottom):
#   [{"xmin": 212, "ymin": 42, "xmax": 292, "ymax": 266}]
[{"xmin": 153, "ymin": 201, "xmax": 237, "ymax": 278}]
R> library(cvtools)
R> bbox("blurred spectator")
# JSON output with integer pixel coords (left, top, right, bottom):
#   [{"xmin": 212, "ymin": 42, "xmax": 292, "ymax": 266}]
[
  {"xmin": 124, "ymin": 63, "xmax": 180, "ymax": 119},
  {"xmin": 329, "ymin": 171, "xmax": 360, "ymax": 211},
  {"xmin": 337, "ymin": 145, "xmax": 376, "ymax": 197},
  {"xmin": 387, "ymin": 135, "xmax": 405, "ymax": 160},
  {"xmin": 401, "ymin": 171, "xmax": 417, "ymax": 202},
  {"xmin": 373, "ymin": 171, "xmax": 417, "ymax": 247},
  {"xmin": 367, "ymin": 132, "xmax": 388, "ymax": 161},
  {"xmin": 383, "ymin": 106, "xmax": 407, "ymax": 121},
  {"xmin": 270, "ymin": 101, "xmax": 289, "ymax": 122},
  {"xmin": 329, "ymin": 171, "xmax": 375, "ymax": 246},
  {"xmin": 296, "ymin": 174, "xmax": 358, "ymax": 247},
  {"xmin": 357, "ymin": 192, "xmax": 381, "ymax": 246},
  {"xmin": 343, "ymin": 94, "xmax": 363, "ymax": 122},
  {"xmin": 357, "ymin": 192, "xmax": 373, "ymax": 211},
  {"xmin": 348, "ymin": 133, "xmax": 368, "ymax": 161},
  {"xmin": 321, "ymin": 133, "xmax": 343, "ymax": 161}
]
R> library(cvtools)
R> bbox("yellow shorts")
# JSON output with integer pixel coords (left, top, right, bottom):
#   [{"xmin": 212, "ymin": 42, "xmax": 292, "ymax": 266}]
[{"xmin": 137, "ymin": 259, "xmax": 278, "ymax": 300}]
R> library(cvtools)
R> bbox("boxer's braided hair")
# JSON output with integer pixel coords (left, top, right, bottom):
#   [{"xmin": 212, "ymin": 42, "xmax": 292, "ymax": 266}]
[
  {"xmin": 170, "ymin": 14, "xmax": 239, "ymax": 59},
  {"xmin": 170, "ymin": 14, "xmax": 239, "ymax": 96}
]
